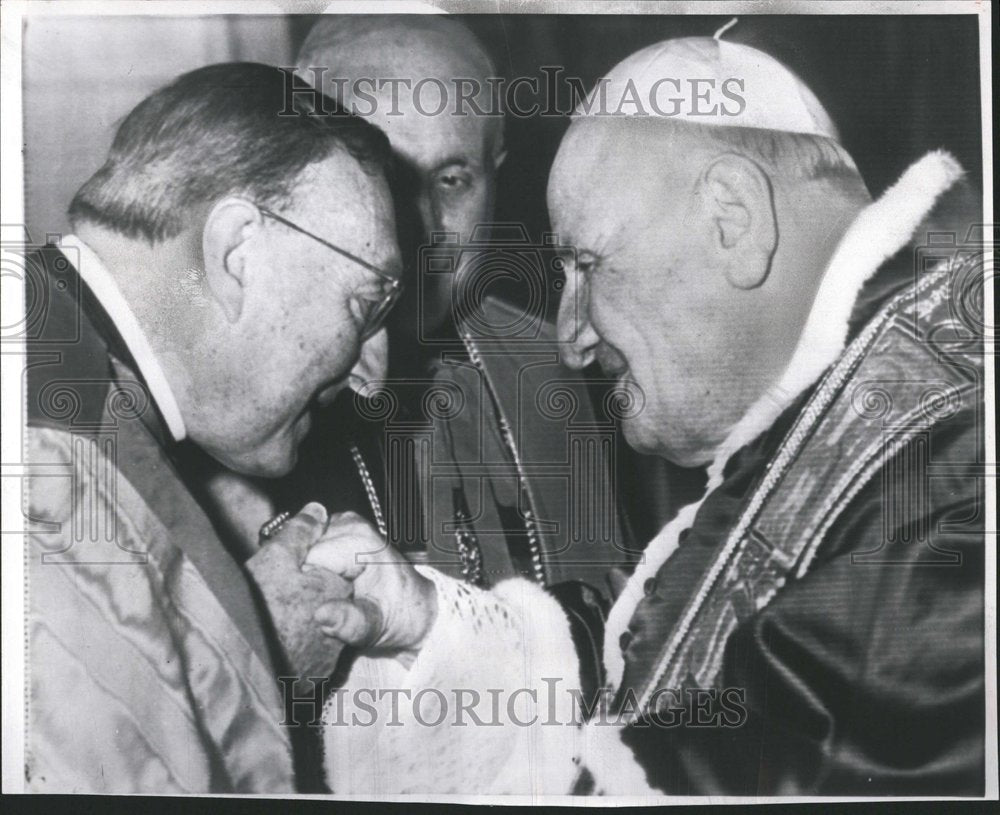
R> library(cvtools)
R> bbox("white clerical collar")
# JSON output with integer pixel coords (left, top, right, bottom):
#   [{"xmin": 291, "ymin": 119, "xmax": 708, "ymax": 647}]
[{"xmin": 60, "ymin": 234, "xmax": 187, "ymax": 441}]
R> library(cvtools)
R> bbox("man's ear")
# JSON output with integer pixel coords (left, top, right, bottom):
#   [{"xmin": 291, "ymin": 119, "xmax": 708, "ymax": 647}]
[
  {"xmin": 699, "ymin": 153, "xmax": 777, "ymax": 290},
  {"xmin": 202, "ymin": 197, "xmax": 261, "ymax": 323}
]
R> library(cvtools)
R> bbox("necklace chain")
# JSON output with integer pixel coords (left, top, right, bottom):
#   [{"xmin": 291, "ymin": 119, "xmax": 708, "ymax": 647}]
[
  {"xmin": 350, "ymin": 443, "xmax": 388, "ymax": 538},
  {"xmin": 462, "ymin": 333, "xmax": 546, "ymax": 585},
  {"xmin": 345, "ymin": 335, "xmax": 546, "ymax": 586}
]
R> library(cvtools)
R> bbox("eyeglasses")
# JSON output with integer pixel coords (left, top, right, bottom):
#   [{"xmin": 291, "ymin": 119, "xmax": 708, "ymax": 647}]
[{"xmin": 259, "ymin": 208, "xmax": 403, "ymax": 340}]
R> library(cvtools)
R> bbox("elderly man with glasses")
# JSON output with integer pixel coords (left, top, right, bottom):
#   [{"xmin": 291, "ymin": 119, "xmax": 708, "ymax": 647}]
[{"xmin": 23, "ymin": 62, "xmax": 414, "ymax": 793}]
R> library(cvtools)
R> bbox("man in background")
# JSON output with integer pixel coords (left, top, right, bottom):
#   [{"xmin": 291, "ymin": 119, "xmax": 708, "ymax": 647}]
[{"xmin": 280, "ymin": 16, "xmax": 639, "ymax": 639}]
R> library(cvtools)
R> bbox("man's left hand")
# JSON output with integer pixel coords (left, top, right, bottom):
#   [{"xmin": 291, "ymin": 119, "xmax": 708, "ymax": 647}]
[{"xmin": 246, "ymin": 502, "xmax": 353, "ymax": 677}]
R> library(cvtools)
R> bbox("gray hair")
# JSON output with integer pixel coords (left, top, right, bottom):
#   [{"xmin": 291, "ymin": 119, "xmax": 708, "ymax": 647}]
[
  {"xmin": 687, "ymin": 121, "xmax": 869, "ymax": 198},
  {"xmin": 69, "ymin": 62, "xmax": 392, "ymax": 243}
]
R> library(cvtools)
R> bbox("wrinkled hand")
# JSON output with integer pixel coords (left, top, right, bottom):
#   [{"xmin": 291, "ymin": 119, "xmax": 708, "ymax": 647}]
[
  {"xmin": 304, "ymin": 511, "xmax": 438, "ymax": 667},
  {"xmin": 246, "ymin": 502, "xmax": 352, "ymax": 678}
]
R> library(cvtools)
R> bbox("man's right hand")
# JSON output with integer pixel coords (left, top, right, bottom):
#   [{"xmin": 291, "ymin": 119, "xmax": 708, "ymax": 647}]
[
  {"xmin": 246, "ymin": 502, "xmax": 352, "ymax": 678},
  {"xmin": 305, "ymin": 511, "xmax": 438, "ymax": 668}
]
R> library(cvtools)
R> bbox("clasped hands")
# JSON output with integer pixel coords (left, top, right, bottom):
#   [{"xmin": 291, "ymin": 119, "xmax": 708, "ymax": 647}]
[{"xmin": 246, "ymin": 502, "xmax": 438, "ymax": 678}]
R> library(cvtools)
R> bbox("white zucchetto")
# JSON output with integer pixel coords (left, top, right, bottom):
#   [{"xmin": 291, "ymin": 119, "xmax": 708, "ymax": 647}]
[{"xmin": 577, "ymin": 31, "xmax": 839, "ymax": 140}]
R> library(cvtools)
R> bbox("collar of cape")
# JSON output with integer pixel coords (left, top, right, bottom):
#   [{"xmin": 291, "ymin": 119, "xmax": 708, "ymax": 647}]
[{"xmin": 602, "ymin": 149, "xmax": 967, "ymax": 691}]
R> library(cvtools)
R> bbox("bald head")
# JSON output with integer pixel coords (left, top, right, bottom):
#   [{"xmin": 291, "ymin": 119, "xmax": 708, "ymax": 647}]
[
  {"xmin": 297, "ymin": 15, "xmax": 506, "ymax": 330},
  {"xmin": 299, "ymin": 15, "xmax": 495, "ymax": 88},
  {"xmin": 549, "ymin": 118, "xmax": 706, "ymax": 258},
  {"xmin": 549, "ymin": 116, "xmax": 866, "ymax": 234},
  {"xmin": 296, "ymin": 15, "xmax": 503, "ymax": 166},
  {"xmin": 548, "ymin": 115, "xmax": 869, "ymax": 465}
]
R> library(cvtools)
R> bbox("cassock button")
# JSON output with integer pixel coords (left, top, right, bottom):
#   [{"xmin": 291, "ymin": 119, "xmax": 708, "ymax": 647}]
[
  {"xmin": 643, "ymin": 576, "xmax": 658, "ymax": 596},
  {"xmin": 619, "ymin": 630, "xmax": 633, "ymax": 653}
]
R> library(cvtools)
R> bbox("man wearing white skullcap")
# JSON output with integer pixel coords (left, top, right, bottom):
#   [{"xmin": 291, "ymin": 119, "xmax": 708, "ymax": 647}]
[{"xmin": 306, "ymin": 28, "xmax": 984, "ymax": 796}]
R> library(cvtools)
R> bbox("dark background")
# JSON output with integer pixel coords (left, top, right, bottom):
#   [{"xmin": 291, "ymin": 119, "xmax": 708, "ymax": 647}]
[
  {"xmin": 27, "ymin": 14, "xmax": 983, "ymax": 254},
  {"xmin": 289, "ymin": 14, "xmax": 984, "ymax": 241}
]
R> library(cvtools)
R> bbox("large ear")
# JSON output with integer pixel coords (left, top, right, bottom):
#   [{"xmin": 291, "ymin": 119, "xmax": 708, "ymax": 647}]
[
  {"xmin": 699, "ymin": 153, "xmax": 777, "ymax": 290},
  {"xmin": 202, "ymin": 197, "xmax": 261, "ymax": 323}
]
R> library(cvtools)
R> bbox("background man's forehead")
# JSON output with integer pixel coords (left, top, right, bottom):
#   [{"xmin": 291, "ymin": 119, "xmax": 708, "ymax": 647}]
[
  {"xmin": 298, "ymin": 23, "xmax": 501, "ymax": 169},
  {"xmin": 300, "ymin": 18, "xmax": 494, "ymax": 80},
  {"xmin": 329, "ymin": 88, "xmax": 497, "ymax": 172},
  {"xmin": 377, "ymin": 111, "xmax": 490, "ymax": 157}
]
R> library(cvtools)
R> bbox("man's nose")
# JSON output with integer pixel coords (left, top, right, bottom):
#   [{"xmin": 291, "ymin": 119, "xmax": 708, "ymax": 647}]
[
  {"xmin": 430, "ymin": 196, "xmax": 466, "ymax": 240},
  {"xmin": 557, "ymin": 273, "xmax": 599, "ymax": 370}
]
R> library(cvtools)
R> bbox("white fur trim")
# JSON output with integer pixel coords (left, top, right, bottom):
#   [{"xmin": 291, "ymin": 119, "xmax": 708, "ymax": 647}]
[
  {"xmin": 488, "ymin": 577, "xmax": 583, "ymax": 795},
  {"xmin": 708, "ymin": 149, "xmax": 964, "ymax": 482},
  {"xmin": 603, "ymin": 497, "xmax": 708, "ymax": 692},
  {"xmin": 323, "ymin": 570, "xmax": 581, "ymax": 794},
  {"xmin": 323, "ymin": 153, "xmax": 966, "ymax": 793},
  {"xmin": 577, "ymin": 720, "xmax": 658, "ymax": 796},
  {"xmin": 603, "ymin": 150, "xmax": 964, "ymax": 693}
]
